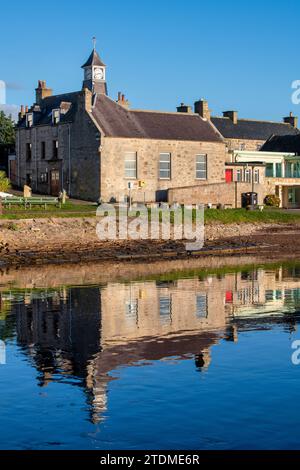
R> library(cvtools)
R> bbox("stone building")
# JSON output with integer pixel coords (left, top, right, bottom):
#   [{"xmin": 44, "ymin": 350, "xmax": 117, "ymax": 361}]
[
  {"xmin": 169, "ymin": 100, "xmax": 300, "ymax": 207},
  {"xmin": 14, "ymin": 48, "xmax": 300, "ymax": 207},
  {"xmin": 195, "ymin": 99, "xmax": 300, "ymax": 152},
  {"xmin": 14, "ymin": 48, "xmax": 228, "ymax": 203}
]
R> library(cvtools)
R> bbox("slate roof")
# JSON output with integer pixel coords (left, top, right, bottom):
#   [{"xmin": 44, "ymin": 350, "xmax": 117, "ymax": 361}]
[
  {"xmin": 81, "ymin": 50, "xmax": 106, "ymax": 68},
  {"xmin": 211, "ymin": 117, "xmax": 300, "ymax": 141},
  {"xmin": 91, "ymin": 94, "xmax": 223, "ymax": 142},
  {"xmin": 261, "ymin": 134, "xmax": 300, "ymax": 154},
  {"xmin": 17, "ymin": 92, "xmax": 80, "ymax": 128}
]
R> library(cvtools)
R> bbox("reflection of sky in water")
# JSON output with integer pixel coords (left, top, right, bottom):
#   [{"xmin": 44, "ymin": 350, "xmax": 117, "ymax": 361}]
[{"xmin": 0, "ymin": 264, "xmax": 300, "ymax": 449}]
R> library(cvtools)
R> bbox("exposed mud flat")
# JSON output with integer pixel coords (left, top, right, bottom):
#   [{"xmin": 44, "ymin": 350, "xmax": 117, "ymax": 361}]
[{"xmin": 0, "ymin": 217, "xmax": 299, "ymax": 269}]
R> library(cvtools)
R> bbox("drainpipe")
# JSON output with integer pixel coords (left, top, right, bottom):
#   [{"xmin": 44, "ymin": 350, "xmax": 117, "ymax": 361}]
[
  {"xmin": 35, "ymin": 128, "xmax": 38, "ymax": 191},
  {"xmin": 68, "ymin": 124, "xmax": 71, "ymax": 197},
  {"xmin": 60, "ymin": 128, "xmax": 64, "ymax": 191},
  {"xmin": 17, "ymin": 132, "xmax": 20, "ymax": 187}
]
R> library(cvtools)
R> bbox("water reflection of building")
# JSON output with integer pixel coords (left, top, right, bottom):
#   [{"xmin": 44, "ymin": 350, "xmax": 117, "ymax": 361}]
[
  {"xmin": 14, "ymin": 287, "xmax": 104, "ymax": 423},
  {"xmin": 2, "ymin": 264, "xmax": 300, "ymax": 424}
]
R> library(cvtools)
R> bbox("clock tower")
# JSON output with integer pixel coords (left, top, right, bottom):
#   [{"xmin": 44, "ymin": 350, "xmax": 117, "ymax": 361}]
[{"xmin": 81, "ymin": 48, "xmax": 107, "ymax": 95}]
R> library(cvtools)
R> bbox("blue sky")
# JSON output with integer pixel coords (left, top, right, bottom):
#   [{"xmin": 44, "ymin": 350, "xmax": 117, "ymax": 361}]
[{"xmin": 1, "ymin": 0, "xmax": 300, "ymax": 120}]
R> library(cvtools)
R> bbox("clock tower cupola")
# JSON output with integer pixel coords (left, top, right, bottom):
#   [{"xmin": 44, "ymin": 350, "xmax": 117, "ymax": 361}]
[{"xmin": 81, "ymin": 41, "xmax": 107, "ymax": 95}]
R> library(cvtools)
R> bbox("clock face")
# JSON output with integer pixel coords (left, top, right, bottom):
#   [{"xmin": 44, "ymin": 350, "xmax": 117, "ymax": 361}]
[
  {"xmin": 85, "ymin": 68, "xmax": 92, "ymax": 80},
  {"xmin": 94, "ymin": 67, "xmax": 104, "ymax": 80}
]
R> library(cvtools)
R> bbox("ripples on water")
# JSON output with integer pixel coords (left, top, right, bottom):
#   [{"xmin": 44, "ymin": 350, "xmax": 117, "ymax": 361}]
[{"xmin": 1, "ymin": 263, "xmax": 300, "ymax": 449}]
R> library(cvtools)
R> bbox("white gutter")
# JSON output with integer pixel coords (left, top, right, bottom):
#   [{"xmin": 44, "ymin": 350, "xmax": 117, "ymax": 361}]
[{"xmin": 234, "ymin": 150, "xmax": 297, "ymax": 164}]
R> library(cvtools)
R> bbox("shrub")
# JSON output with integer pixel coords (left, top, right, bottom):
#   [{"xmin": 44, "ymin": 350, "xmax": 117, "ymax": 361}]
[
  {"xmin": 0, "ymin": 171, "xmax": 11, "ymax": 193},
  {"xmin": 264, "ymin": 194, "xmax": 281, "ymax": 207}
]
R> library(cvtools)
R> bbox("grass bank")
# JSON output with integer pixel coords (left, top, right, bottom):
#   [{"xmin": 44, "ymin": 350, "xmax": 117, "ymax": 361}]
[
  {"xmin": 1, "ymin": 203, "xmax": 300, "ymax": 225},
  {"xmin": 0, "ymin": 202, "xmax": 97, "ymax": 220},
  {"xmin": 204, "ymin": 208, "xmax": 300, "ymax": 224}
]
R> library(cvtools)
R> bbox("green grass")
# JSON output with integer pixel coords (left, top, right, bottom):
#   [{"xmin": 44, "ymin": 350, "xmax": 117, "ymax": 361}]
[
  {"xmin": 1, "ymin": 202, "xmax": 300, "ymax": 224},
  {"xmin": 204, "ymin": 208, "xmax": 300, "ymax": 224},
  {"xmin": 0, "ymin": 202, "xmax": 97, "ymax": 219}
]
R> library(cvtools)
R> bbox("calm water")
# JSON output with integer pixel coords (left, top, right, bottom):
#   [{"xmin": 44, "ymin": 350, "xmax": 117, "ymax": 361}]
[{"xmin": 1, "ymin": 263, "xmax": 300, "ymax": 449}]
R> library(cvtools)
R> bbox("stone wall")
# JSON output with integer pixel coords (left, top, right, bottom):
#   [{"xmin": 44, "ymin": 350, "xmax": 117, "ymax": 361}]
[
  {"xmin": 16, "ymin": 91, "xmax": 101, "ymax": 201},
  {"xmin": 168, "ymin": 161, "xmax": 265, "ymax": 208},
  {"xmin": 168, "ymin": 180, "xmax": 265, "ymax": 208},
  {"xmin": 100, "ymin": 137, "xmax": 226, "ymax": 203},
  {"xmin": 225, "ymin": 138, "xmax": 265, "ymax": 152}
]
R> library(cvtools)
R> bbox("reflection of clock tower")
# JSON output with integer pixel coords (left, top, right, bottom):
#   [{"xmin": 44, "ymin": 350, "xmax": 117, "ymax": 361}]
[{"xmin": 81, "ymin": 48, "xmax": 107, "ymax": 95}]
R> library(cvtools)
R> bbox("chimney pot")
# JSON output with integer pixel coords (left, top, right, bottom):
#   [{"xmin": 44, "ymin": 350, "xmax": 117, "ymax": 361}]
[{"xmin": 35, "ymin": 80, "xmax": 52, "ymax": 105}]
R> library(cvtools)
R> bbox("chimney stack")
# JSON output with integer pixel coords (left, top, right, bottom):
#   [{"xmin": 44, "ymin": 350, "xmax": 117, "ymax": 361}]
[
  {"xmin": 116, "ymin": 92, "xmax": 130, "ymax": 109},
  {"xmin": 223, "ymin": 110, "xmax": 238, "ymax": 124},
  {"xmin": 177, "ymin": 103, "xmax": 192, "ymax": 113},
  {"xmin": 25, "ymin": 105, "xmax": 29, "ymax": 113},
  {"xmin": 284, "ymin": 112, "xmax": 298, "ymax": 129},
  {"xmin": 82, "ymin": 87, "xmax": 93, "ymax": 113},
  {"xmin": 35, "ymin": 80, "xmax": 53, "ymax": 105},
  {"xmin": 194, "ymin": 99, "xmax": 211, "ymax": 120},
  {"xmin": 18, "ymin": 105, "xmax": 25, "ymax": 121}
]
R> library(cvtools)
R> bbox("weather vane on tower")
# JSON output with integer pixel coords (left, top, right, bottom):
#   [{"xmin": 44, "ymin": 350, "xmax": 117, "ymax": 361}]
[{"xmin": 92, "ymin": 36, "xmax": 96, "ymax": 51}]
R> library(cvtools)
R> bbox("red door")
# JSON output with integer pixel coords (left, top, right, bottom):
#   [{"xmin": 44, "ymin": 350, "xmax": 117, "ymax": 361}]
[{"xmin": 225, "ymin": 169, "xmax": 233, "ymax": 183}]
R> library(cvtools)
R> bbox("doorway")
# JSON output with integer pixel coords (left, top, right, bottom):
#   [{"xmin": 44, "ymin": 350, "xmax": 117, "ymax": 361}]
[
  {"xmin": 50, "ymin": 170, "xmax": 60, "ymax": 196},
  {"xmin": 225, "ymin": 169, "xmax": 233, "ymax": 183}
]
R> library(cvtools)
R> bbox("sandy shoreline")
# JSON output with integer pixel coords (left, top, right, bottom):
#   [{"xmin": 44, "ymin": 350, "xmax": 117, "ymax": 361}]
[{"xmin": 0, "ymin": 217, "xmax": 299, "ymax": 269}]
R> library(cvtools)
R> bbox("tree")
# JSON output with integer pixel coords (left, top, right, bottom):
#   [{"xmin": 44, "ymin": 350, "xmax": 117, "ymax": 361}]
[
  {"xmin": 0, "ymin": 171, "xmax": 11, "ymax": 192},
  {"xmin": 0, "ymin": 111, "xmax": 15, "ymax": 145}
]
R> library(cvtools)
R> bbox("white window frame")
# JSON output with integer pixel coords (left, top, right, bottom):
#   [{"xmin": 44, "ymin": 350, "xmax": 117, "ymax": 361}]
[
  {"xmin": 196, "ymin": 154, "xmax": 207, "ymax": 180},
  {"xmin": 244, "ymin": 168, "xmax": 251, "ymax": 183},
  {"xmin": 254, "ymin": 169, "xmax": 260, "ymax": 184},
  {"xmin": 52, "ymin": 109, "xmax": 61, "ymax": 125},
  {"xmin": 40, "ymin": 172, "xmax": 48, "ymax": 183},
  {"xmin": 159, "ymin": 153, "xmax": 171, "ymax": 180},
  {"xmin": 26, "ymin": 113, "xmax": 33, "ymax": 128},
  {"xmin": 236, "ymin": 169, "xmax": 243, "ymax": 182},
  {"xmin": 124, "ymin": 152, "xmax": 137, "ymax": 179}
]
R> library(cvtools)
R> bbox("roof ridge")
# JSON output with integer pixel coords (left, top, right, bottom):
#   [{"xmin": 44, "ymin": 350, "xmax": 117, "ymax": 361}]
[
  {"xmin": 43, "ymin": 90, "xmax": 81, "ymax": 101},
  {"xmin": 131, "ymin": 109, "xmax": 199, "ymax": 117},
  {"xmin": 212, "ymin": 115, "xmax": 295, "ymax": 126},
  {"xmin": 101, "ymin": 95, "xmax": 200, "ymax": 117}
]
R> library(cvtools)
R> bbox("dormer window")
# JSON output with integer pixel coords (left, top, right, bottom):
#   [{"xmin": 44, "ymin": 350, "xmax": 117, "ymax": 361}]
[
  {"xmin": 52, "ymin": 109, "xmax": 60, "ymax": 125},
  {"xmin": 26, "ymin": 113, "xmax": 33, "ymax": 128}
]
